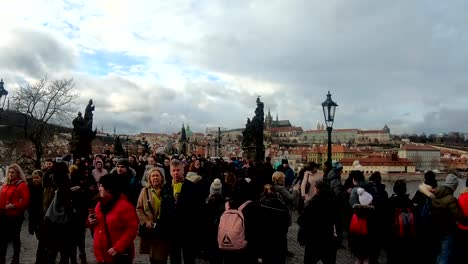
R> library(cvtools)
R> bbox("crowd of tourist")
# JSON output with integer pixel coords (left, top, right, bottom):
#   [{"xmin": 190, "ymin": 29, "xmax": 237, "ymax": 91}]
[{"xmin": 0, "ymin": 153, "xmax": 467, "ymax": 264}]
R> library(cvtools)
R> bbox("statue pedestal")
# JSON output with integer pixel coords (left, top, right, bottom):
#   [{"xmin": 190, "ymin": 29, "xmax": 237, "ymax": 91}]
[
  {"xmin": 242, "ymin": 146, "xmax": 264, "ymax": 162},
  {"xmin": 242, "ymin": 146, "xmax": 256, "ymax": 161}
]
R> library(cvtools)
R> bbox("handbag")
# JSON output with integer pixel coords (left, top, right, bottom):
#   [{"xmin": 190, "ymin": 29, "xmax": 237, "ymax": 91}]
[
  {"xmin": 138, "ymin": 188, "xmax": 159, "ymax": 239},
  {"xmin": 102, "ymin": 211, "xmax": 133, "ymax": 264},
  {"xmin": 44, "ymin": 191, "xmax": 70, "ymax": 224}
]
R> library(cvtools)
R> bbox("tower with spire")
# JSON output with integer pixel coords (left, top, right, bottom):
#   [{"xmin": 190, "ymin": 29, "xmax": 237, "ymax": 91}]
[{"xmin": 265, "ymin": 108, "xmax": 273, "ymax": 129}]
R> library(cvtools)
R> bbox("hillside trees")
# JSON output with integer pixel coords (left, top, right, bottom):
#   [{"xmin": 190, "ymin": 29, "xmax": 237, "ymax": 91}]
[{"xmin": 12, "ymin": 75, "xmax": 77, "ymax": 168}]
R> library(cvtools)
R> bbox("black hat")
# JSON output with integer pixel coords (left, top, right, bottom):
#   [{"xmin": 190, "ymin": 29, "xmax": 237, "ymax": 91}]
[
  {"xmin": 99, "ymin": 174, "xmax": 120, "ymax": 196},
  {"xmin": 424, "ymin": 171, "xmax": 437, "ymax": 188},
  {"xmin": 116, "ymin": 159, "xmax": 130, "ymax": 168}
]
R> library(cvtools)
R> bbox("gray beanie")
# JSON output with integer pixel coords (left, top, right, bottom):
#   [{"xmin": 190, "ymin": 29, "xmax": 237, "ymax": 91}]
[
  {"xmin": 444, "ymin": 174, "xmax": 458, "ymax": 190},
  {"xmin": 210, "ymin": 178, "xmax": 222, "ymax": 196}
]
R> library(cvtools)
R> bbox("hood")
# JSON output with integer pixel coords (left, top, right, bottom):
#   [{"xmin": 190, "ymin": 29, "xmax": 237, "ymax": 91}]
[
  {"xmin": 418, "ymin": 183, "xmax": 435, "ymax": 199},
  {"xmin": 327, "ymin": 170, "xmax": 340, "ymax": 181},
  {"xmin": 433, "ymin": 185, "xmax": 454, "ymax": 199}
]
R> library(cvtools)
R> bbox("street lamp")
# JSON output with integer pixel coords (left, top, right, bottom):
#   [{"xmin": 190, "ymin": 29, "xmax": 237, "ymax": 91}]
[
  {"xmin": 0, "ymin": 79, "xmax": 8, "ymax": 112},
  {"xmin": 322, "ymin": 91, "xmax": 338, "ymax": 164}
]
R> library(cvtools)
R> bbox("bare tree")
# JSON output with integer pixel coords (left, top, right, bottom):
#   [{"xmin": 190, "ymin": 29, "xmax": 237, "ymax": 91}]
[{"xmin": 12, "ymin": 75, "xmax": 77, "ymax": 168}]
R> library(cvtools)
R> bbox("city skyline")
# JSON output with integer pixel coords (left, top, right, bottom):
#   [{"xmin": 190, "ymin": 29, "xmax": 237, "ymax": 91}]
[{"xmin": 1, "ymin": 1, "xmax": 468, "ymax": 134}]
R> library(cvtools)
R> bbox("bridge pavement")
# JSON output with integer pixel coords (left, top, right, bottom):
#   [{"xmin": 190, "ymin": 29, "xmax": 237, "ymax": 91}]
[{"xmin": 7, "ymin": 215, "xmax": 373, "ymax": 264}]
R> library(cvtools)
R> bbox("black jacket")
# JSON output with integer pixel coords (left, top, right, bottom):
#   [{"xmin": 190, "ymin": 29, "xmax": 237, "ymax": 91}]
[{"xmin": 300, "ymin": 192, "xmax": 337, "ymax": 246}]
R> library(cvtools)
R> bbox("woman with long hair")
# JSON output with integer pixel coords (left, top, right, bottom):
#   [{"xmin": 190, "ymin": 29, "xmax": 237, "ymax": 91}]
[
  {"xmin": 0, "ymin": 164, "xmax": 30, "ymax": 264},
  {"xmin": 136, "ymin": 167, "xmax": 173, "ymax": 264},
  {"xmin": 89, "ymin": 174, "xmax": 138, "ymax": 264}
]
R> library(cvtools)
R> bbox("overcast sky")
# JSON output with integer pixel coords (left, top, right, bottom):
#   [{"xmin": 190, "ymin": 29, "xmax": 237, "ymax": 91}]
[{"xmin": 1, "ymin": 0, "xmax": 468, "ymax": 135}]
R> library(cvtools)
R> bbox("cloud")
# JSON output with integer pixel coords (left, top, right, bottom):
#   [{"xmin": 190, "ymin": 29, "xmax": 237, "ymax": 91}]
[
  {"xmin": 0, "ymin": 28, "xmax": 77, "ymax": 79},
  {"xmin": 2, "ymin": 0, "xmax": 468, "ymax": 135}
]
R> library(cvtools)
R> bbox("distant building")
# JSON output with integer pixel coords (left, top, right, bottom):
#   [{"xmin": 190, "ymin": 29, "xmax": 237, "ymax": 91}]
[
  {"xmin": 341, "ymin": 154, "xmax": 416, "ymax": 174},
  {"xmin": 265, "ymin": 109, "xmax": 292, "ymax": 129},
  {"xmin": 307, "ymin": 145, "xmax": 357, "ymax": 165},
  {"xmin": 300, "ymin": 128, "xmax": 359, "ymax": 144},
  {"xmin": 300, "ymin": 125, "xmax": 391, "ymax": 145},
  {"xmin": 356, "ymin": 128, "xmax": 391, "ymax": 144},
  {"xmin": 398, "ymin": 144, "xmax": 440, "ymax": 171}
]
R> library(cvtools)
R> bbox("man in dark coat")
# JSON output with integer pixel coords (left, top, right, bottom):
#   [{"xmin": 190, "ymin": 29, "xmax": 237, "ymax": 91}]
[
  {"xmin": 112, "ymin": 159, "xmax": 142, "ymax": 207},
  {"xmin": 168, "ymin": 159, "xmax": 203, "ymax": 264}
]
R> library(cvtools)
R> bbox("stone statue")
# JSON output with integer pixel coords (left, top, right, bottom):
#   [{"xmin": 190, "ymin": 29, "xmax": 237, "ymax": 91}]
[
  {"xmin": 242, "ymin": 118, "xmax": 254, "ymax": 147},
  {"xmin": 70, "ymin": 100, "xmax": 97, "ymax": 159},
  {"xmin": 72, "ymin": 112, "xmax": 84, "ymax": 138},
  {"xmin": 84, "ymin": 99, "xmax": 94, "ymax": 130},
  {"xmin": 242, "ymin": 97, "xmax": 265, "ymax": 162}
]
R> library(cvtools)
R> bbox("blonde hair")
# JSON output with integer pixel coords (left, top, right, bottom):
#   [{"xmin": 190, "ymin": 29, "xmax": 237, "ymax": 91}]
[
  {"xmin": 272, "ymin": 171, "xmax": 286, "ymax": 185},
  {"xmin": 6, "ymin": 164, "xmax": 27, "ymax": 184},
  {"xmin": 146, "ymin": 167, "xmax": 165, "ymax": 188},
  {"xmin": 32, "ymin": 170, "xmax": 44, "ymax": 178}
]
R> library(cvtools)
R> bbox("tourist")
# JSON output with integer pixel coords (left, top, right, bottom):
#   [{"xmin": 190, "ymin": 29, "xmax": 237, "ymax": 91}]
[
  {"xmin": 89, "ymin": 174, "xmax": 139, "ymax": 264},
  {"xmin": 348, "ymin": 188, "xmax": 375, "ymax": 264},
  {"xmin": 167, "ymin": 159, "xmax": 203, "ymax": 264},
  {"xmin": 432, "ymin": 174, "xmax": 459, "ymax": 264},
  {"xmin": 299, "ymin": 180, "xmax": 337, "ymax": 264},
  {"xmin": 272, "ymin": 171, "xmax": 299, "ymax": 258},
  {"xmin": 223, "ymin": 172, "xmax": 237, "ymax": 201},
  {"xmin": 91, "ymin": 160, "xmax": 108, "ymax": 185},
  {"xmin": 43, "ymin": 162, "xmax": 74, "ymax": 264},
  {"xmin": 258, "ymin": 184, "xmax": 290, "ymax": 264},
  {"xmin": 455, "ymin": 186, "xmax": 468, "ymax": 264},
  {"xmin": 0, "ymin": 164, "xmax": 30, "ymax": 264},
  {"xmin": 42, "ymin": 159, "xmax": 56, "ymax": 214},
  {"xmin": 412, "ymin": 170, "xmax": 438, "ymax": 264},
  {"xmin": 278, "ymin": 159, "xmax": 295, "ymax": 189},
  {"xmin": 220, "ymin": 178, "xmax": 257, "ymax": 264},
  {"xmin": 136, "ymin": 167, "xmax": 172, "ymax": 264},
  {"xmin": 141, "ymin": 156, "xmax": 158, "ymax": 187},
  {"xmin": 301, "ymin": 162, "xmax": 321, "ymax": 204},
  {"xmin": 387, "ymin": 179, "xmax": 416, "ymax": 264},
  {"xmin": 111, "ymin": 159, "xmax": 142, "ymax": 207},
  {"xmin": 27, "ymin": 169, "xmax": 46, "ymax": 263},
  {"xmin": 202, "ymin": 179, "xmax": 225, "ymax": 264}
]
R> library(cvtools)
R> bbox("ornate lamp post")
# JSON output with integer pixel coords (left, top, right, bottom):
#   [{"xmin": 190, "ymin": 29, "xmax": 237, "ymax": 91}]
[
  {"xmin": 0, "ymin": 79, "xmax": 8, "ymax": 113},
  {"xmin": 322, "ymin": 91, "xmax": 338, "ymax": 165}
]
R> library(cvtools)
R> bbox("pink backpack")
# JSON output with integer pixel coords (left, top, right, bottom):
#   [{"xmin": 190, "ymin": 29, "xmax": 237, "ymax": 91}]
[{"xmin": 217, "ymin": 200, "xmax": 252, "ymax": 250}]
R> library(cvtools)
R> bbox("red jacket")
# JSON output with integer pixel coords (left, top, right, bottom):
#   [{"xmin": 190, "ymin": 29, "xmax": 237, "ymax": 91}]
[
  {"xmin": 457, "ymin": 191, "xmax": 468, "ymax": 231},
  {"xmin": 0, "ymin": 179, "xmax": 30, "ymax": 217},
  {"xmin": 92, "ymin": 197, "xmax": 138, "ymax": 263}
]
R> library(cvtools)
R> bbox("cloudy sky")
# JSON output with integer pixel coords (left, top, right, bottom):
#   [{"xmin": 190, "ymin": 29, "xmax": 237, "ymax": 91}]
[{"xmin": 1, "ymin": 0, "xmax": 468, "ymax": 135}]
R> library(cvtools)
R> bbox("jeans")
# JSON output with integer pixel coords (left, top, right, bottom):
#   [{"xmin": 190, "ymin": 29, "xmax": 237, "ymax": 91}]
[{"xmin": 437, "ymin": 234, "xmax": 454, "ymax": 264}]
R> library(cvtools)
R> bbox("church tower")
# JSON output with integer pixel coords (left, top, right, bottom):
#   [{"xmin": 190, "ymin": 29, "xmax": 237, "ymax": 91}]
[
  {"xmin": 383, "ymin": 124, "xmax": 390, "ymax": 134},
  {"xmin": 265, "ymin": 108, "xmax": 273, "ymax": 129}
]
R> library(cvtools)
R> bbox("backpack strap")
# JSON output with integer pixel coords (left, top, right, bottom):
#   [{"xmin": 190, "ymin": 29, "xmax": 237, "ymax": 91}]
[
  {"xmin": 145, "ymin": 188, "xmax": 156, "ymax": 221},
  {"xmin": 238, "ymin": 200, "xmax": 252, "ymax": 211}
]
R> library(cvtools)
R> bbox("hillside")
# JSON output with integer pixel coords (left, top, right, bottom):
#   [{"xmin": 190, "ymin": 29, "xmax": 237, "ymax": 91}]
[{"xmin": 0, "ymin": 109, "xmax": 72, "ymax": 142}]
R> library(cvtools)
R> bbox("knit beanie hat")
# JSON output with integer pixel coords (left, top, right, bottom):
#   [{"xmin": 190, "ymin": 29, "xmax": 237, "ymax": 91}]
[
  {"xmin": 116, "ymin": 159, "xmax": 130, "ymax": 169},
  {"xmin": 357, "ymin": 187, "xmax": 373, "ymax": 205},
  {"xmin": 444, "ymin": 174, "xmax": 459, "ymax": 190},
  {"xmin": 210, "ymin": 178, "xmax": 222, "ymax": 196}
]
